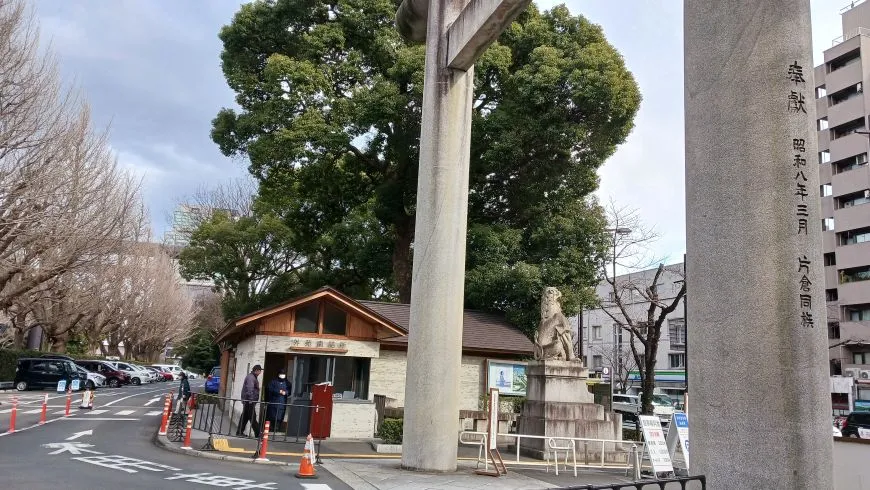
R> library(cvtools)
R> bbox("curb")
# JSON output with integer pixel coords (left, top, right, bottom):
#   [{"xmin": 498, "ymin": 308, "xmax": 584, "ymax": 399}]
[{"xmin": 152, "ymin": 429, "xmax": 294, "ymax": 467}]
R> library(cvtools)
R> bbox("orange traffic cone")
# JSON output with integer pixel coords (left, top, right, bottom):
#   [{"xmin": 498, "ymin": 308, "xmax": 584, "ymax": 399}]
[{"xmin": 294, "ymin": 433, "xmax": 318, "ymax": 479}]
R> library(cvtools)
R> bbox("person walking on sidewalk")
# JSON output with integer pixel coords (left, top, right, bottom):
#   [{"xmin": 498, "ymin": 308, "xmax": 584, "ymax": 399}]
[
  {"xmin": 265, "ymin": 368, "xmax": 292, "ymax": 432},
  {"xmin": 175, "ymin": 371, "xmax": 191, "ymax": 413},
  {"xmin": 236, "ymin": 364, "xmax": 262, "ymax": 437}
]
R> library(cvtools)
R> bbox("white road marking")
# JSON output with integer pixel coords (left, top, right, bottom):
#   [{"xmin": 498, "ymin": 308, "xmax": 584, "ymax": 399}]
[
  {"xmin": 0, "ymin": 412, "xmax": 76, "ymax": 437},
  {"xmin": 23, "ymin": 408, "xmax": 43, "ymax": 414},
  {"xmin": 145, "ymin": 410, "xmax": 163, "ymax": 416},
  {"xmin": 59, "ymin": 417, "xmax": 138, "ymax": 421},
  {"xmin": 102, "ymin": 386, "xmax": 171, "ymax": 407},
  {"xmin": 43, "ymin": 442, "xmax": 102, "ymax": 455},
  {"xmin": 144, "ymin": 397, "xmax": 161, "ymax": 406},
  {"xmin": 115, "ymin": 410, "xmax": 135, "ymax": 416},
  {"xmin": 66, "ymin": 429, "xmax": 93, "ymax": 440},
  {"xmin": 301, "ymin": 485, "xmax": 334, "ymax": 490},
  {"xmin": 53, "ymin": 410, "xmax": 68, "ymax": 415},
  {"xmin": 0, "ymin": 408, "xmax": 11, "ymax": 414},
  {"xmin": 85, "ymin": 410, "xmax": 107, "ymax": 415},
  {"xmin": 73, "ymin": 455, "xmax": 180, "ymax": 473}
]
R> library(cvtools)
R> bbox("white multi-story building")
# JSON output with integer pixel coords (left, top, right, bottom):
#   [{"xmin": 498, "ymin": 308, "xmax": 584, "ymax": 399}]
[{"xmin": 572, "ymin": 262, "xmax": 687, "ymax": 405}]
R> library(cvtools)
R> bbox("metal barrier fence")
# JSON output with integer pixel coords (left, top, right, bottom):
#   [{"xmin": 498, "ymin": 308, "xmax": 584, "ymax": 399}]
[
  {"xmin": 558, "ymin": 475, "xmax": 706, "ymax": 490},
  {"xmin": 167, "ymin": 393, "xmax": 328, "ymax": 454}
]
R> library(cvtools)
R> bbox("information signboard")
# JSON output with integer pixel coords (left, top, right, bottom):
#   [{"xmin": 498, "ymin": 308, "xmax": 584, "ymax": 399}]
[
  {"xmin": 639, "ymin": 415, "xmax": 674, "ymax": 474},
  {"xmin": 488, "ymin": 388, "xmax": 499, "ymax": 449},
  {"xmin": 71, "ymin": 379, "xmax": 80, "ymax": 391},
  {"xmin": 57, "ymin": 380, "xmax": 67, "ymax": 392},
  {"xmin": 666, "ymin": 412, "xmax": 689, "ymax": 468}
]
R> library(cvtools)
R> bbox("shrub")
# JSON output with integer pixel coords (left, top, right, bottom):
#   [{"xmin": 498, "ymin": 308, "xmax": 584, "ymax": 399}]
[
  {"xmin": 0, "ymin": 349, "xmax": 44, "ymax": 382},
  {"xmin": 379, "ymin": 418, "xmax": 403, "ymax": 445},
  {"xmin": 622, "ymin": 428, "xmax": 641, "ymax": 441}
]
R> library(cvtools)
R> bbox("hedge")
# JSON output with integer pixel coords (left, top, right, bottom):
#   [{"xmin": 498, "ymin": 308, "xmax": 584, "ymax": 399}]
[
  {"xmin": 0, "ymin": 349, "xmax": 44, "ymax": 383},
  {"xmin": 379, "ymin": 418, "xmax": 403, "ymax": 445}
]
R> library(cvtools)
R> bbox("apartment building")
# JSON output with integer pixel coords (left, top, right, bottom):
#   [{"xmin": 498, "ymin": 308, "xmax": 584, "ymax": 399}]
[
  {"xmin": 814, "ymin": 1, "xmax": 870, "ymax": 411},
  {"xmin": 573, "ymin": 263, "xmax": 687, "ymax": 406}
]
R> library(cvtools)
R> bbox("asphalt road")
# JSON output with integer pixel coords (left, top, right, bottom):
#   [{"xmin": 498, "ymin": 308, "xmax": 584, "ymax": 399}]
[{"xmin": 0, "ymin": 380, "xmax": 350, "ymax": 490}]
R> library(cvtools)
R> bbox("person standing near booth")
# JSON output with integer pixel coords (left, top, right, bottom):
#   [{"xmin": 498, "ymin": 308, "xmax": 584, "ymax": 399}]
[
  {"xmin": 236, "ymin": 364, "xmax": 262, "ymax": 438},
  {"xmin": 265, "ymin": 368, "xmax": 292, "ymax": 432}
]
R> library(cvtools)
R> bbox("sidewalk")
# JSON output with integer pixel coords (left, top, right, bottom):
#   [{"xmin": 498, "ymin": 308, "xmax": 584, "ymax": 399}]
[{"xmin": 164, "ymin": 429, "xmax": 637, "ymax": 489}]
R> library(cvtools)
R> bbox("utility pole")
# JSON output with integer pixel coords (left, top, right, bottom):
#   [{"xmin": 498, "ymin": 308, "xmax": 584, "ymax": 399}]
[{"xmin": 395, "ymin": 0, "xmax": 531, "ymax": 472}]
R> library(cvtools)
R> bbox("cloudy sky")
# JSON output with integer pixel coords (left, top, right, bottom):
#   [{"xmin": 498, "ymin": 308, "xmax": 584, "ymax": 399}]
[{"xmin": 33, "ymin": 0, "xmax": 841, "ymax": 262}]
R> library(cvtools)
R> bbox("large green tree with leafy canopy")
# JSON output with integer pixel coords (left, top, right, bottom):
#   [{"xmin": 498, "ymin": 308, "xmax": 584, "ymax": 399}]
[{"xmin": 211, "ymin": 0, "xmax": 640, "ymax": 335}]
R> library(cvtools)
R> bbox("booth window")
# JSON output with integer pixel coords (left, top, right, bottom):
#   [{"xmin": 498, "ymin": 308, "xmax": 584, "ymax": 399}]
[
  {"xmin": 322, "ymin": 302, "xmax": 347, "ymax": 336},
  {"xmin": 295, "ymin": 302, "xmax": 319, "ymax": 333},
  {"xmin": 293, "ymin": 300, "xmax": 348, "ymax": 335},
  {"xmin": 333, "ymin": 357, "xmax": 370, "ymax": 400}
]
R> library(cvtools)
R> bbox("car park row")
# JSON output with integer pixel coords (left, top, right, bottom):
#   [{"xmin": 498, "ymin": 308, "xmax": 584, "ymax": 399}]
[{"xmin": 11, "ymin": 354, "xmax": 201, "ymax": 391}]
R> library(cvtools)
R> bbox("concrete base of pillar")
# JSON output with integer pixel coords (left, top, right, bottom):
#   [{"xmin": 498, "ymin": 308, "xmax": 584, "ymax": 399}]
[{"xmin": 517, "ymin": 360, "xmax": 621, "ymax": 459}]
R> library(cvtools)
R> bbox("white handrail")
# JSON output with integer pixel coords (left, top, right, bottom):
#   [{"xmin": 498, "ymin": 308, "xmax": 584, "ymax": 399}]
[{"xmin": 459, "ymin": 430, "xmax": 643, "ymax": 471}]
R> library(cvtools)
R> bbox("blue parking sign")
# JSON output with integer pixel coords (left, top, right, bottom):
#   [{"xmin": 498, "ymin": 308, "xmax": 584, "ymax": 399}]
[
  {"xmin": 71, "ymin": 379, "xmax": 80, "ymax": 391},
  {"xmin": 57, "ymin": 380, "xmax": 67, "ymax": 392}
]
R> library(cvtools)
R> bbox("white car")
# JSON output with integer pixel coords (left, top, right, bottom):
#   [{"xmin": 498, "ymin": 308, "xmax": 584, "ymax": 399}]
[
  {"xmin": 106, "ymin": 361, "xmax": 153, "ymax": 385},
  {"xmin": 130, "ymin": 363, "xmax": 159, "ymax": 383},
  {"xmin": 152, "ymin": 364, "xmax": 184, "ymax": 380},
  {"xmin": 834, "ymin": 425, "xmax": 843, "ymax": 438},
  {"xmin": 75, "ymin": 365, "xmax": 105, "ymax": 390},
  {"xmin": 184, "ymin": 370, "xmax": 198, "ymax": 380}
]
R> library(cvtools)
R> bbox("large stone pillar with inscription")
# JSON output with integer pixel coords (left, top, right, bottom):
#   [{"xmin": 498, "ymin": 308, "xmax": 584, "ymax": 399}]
[{"xmin": 685, "ymin": 1, "xmax": 833, "ymax": 488}]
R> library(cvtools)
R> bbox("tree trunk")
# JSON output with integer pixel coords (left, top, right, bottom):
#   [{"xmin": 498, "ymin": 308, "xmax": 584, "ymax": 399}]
[
  {"xmin": 640, "ymin": 324, "xmax": 662, "ymax": 415},
  {"xmin": 392, "ymin": 217, "xmax": 414, "ymax": 303}
]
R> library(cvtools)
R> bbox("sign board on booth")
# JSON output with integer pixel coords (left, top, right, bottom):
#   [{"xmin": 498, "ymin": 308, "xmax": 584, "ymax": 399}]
[
  {"xmin": 639, "ymin": 415, "xmax": 674, "ymax": 474},
  {"xmin": 666, "ymin": 412, "xmax": 689, "ymax": 468}
]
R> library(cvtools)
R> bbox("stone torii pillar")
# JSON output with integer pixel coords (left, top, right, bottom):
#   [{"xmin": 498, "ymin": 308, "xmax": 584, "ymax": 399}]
[
  {"xmin": 685, "ymin": 0, "xmax": 834, "ymax": 488},
  {"xmin": 395, "ymin": 0, "xmax": 530, "ymax": 472}
]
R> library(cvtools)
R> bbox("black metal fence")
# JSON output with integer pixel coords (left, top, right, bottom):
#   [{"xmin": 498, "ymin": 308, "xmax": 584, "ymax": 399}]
[
  {"xmin": 166, "ymin": 393, "xmax": 329, "ymax": 453},
  {"xmin": 559, "ymin": 475, "xmax": 706, "ymax": 490}
]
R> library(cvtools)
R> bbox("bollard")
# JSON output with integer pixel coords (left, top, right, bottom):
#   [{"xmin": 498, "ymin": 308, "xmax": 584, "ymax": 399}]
[
  {"xmin": 79, "ymin": 389, "xmax": 93, "ymax": 410},
  {"xmin": 8, "ymin": 397, "xmax": 17, "ymax": 433},
  {"xmin": 64, "ymin": 390, "xmax": 72, "ymax": 417},
  {"xmin": 256, "ymin": 421, "xmax": 271, "ymax": 461},
  {"xmin": 158, "ymin": 393, "xmax": 171, "ymax": 435},
  {"xmin": 181, "ymin": 412, "xmax": 194, "ymax": 449},
  {"xmin": 39, "ymin": 393, "xmax": 47, "ymax": 424}
]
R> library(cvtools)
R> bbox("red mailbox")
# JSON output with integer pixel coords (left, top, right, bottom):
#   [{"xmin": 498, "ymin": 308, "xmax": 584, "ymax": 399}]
[{"xmin": 310, "ymin": 383, "xmax": 334, "ymax": 439}]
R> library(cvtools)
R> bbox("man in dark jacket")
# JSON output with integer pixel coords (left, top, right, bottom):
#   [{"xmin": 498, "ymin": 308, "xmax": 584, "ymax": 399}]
[
  {"xmin": 265, "ymin": 368, "xmax": 292, "ymax": 431},
  {"xmin": 236, "ymin": 365, "xmax": 262, "ymax": 437}
]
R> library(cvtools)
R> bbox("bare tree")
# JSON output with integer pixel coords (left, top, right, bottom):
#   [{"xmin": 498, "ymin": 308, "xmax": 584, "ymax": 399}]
[
  {"xmin": 589, "ymin": 342, "xmax": 639, "ymax": 394},
  {"xmin": 599, "ymin": 201, "xmax": 686, "ymax": 415}
]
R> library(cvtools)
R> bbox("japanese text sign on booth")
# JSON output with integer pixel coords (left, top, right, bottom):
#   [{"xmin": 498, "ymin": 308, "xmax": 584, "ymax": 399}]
[{"xmin": 639, "ymin": 415, "xmax": 674, "ymax": 475}]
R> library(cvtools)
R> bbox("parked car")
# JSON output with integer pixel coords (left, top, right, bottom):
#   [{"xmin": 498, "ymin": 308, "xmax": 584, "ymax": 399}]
[
  {"xmin": 105, "ymin": 361, "xmax": 152, "ymax": 385},
  {"xmin": 14, "ymin": 358, "xmax": 87, "ymax": 391},
  {"xmin": 148, "ymin": 367, "xmax": 174, "ymax": 381},
  {"xmin": 151, "ymin": 364, "xmax": 183, "ymax": 380},
  {"xmin": 841, "ymin": 412, "xmax": 870, "ymax": 438},
  {"xmin": 131, "ymin": 363, "xmax": 159, "ymax": 383},
  {"xmin": 74, "ymin": 365, "xmax": 105, "ymax": 390},
  {"xmin": 184, "ymin": 370, "xmax": 199, "ymax": 380},
  {"xmin": 612, "ymin": 393, "xmax": 675, "ymax": 427},
  {"xmin": 204, "ymin": 366, "xmax": 220, "ymax": 394},
  {"xmin": 75, "ymin": 360, "xmax": 130, "ymax": 388}
]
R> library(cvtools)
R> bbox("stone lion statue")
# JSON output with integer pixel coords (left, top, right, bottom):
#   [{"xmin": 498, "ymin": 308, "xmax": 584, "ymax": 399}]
[{"xmin": 534, "ymin": 287, "xmax": 578, "ymax": 361}]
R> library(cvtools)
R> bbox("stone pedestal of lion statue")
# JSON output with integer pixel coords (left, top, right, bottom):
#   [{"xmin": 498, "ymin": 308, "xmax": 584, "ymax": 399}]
[{"xmin": 515, "ymin": 287, "xmax": 622, "ymax": 460}]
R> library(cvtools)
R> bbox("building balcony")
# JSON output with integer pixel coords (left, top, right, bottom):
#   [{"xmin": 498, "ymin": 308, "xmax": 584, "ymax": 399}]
[
  {"xmin": 832, "ymin": 162, "xmax": 870, "ymax": 197},
  {"xmin": 827, "ymin": 265, "xmax": 840, "ymax": 288},
  {"xmin": 824, "ymin": 230, "xmax": 837, "ymax": 251},
  {"xmin": 839, "ymin": 321, "xmax": 870, "ymax": 344},
  {"xmin": 825, "ymin": 57, "xmax": 864, "ymax": 95},
  {"xmin": 828, "ymin": 92, "xmax": 866, "ymax": 128},
  {"xmin": 833, "ymin": 203, "xmax": 870, "ymax": 233},
  {"xmin": 839, "ymin": 277, "xmax": 870, "ymax": 305},
  {"xmin": 830, "ymin": 132, "xmax": 869, "ymax": 162},
  {"xmin": 838, "ymin": 241, "xmax": 870, "ymax": 270}
]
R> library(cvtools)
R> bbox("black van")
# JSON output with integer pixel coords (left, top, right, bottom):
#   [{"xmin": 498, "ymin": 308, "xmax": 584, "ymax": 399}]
[
  {"xmin": 842, "ymin": 411, "xmax": 870, "ymax": 438},
  {"xmin": 14, "ymin": 358, "xmax": 87, "ymax": 391}
]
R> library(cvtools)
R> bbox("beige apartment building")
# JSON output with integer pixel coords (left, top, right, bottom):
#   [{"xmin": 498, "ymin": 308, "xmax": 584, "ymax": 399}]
[{"xmin": 815, "ymin": 1, "xmax": 870, "ymax": 412}]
